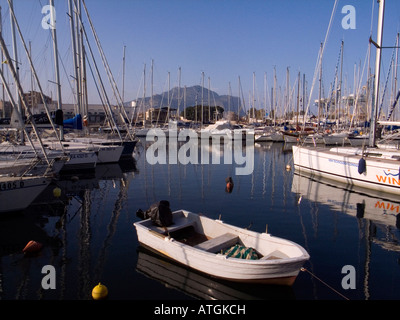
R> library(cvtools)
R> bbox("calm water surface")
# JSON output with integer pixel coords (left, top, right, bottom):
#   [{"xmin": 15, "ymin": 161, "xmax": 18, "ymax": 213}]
[{"xmin": 1, "ymin": 141, "xmax": 400, "ymax": 300}]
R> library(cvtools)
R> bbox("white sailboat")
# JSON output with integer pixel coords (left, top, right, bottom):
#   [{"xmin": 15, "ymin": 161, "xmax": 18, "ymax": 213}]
[
  {"xmin": 292, "ymin": 0, "xmax": 400, "ymax": 195},
  {"xmin": 0, "ymin": 174, "xmax": 52, "ymax": 213},
  {"xmin": 198, "ymin": 120, "xmax": 254, "ymax": 140}
]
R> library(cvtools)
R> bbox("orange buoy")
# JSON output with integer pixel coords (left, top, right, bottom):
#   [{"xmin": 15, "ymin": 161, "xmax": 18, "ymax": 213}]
[{"xmin": 22, "ymin": 240, "xmax": 43, "ymax": 254}]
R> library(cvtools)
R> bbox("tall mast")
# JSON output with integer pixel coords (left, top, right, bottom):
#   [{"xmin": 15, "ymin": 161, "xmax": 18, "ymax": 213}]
[
  {"xmin": 392, "ymin": 33, "xmax": 399, "ymax": 119},
  {"xmin": 50, "ymin": 0, "xmax": 63, "ymax": 140},
  {"xmin": 201, "ymin": 72, "xmax": 204, "ymax": 125},
  {"xmin": 318, "ymin": 42, "xmax": 323, "ymax": 132},
  {"xmin": 77, "ymin": 0, "xmax": 87, "ymax": 118},
  {"xmin": 208, "ymin": 76, "xmax": 211, "ymax": 122},
  {"xmin": 297, "ymin": 71, "xmax": 300, "ymax": 127},
  {"xmin": 183, "ymin": 85, "xmax": 186, "ymax": 120},
  {"xmin": 369, "ymin": 0, "xmax": 385, "ymax": 147},
  {"xmin": 338, "ymin": 40, "xmax": 344, "ymax": 131},
  {"xmin": 9, "ymin": 0, "xmax": 23, "ymax": 143},
  {"xmin": 0, "ymin": 6, "xmax": 4, "ymax": 119},
  {"xmin": 68, "ymin": 0, "xmax": 81, "ymax": 115},
  {"xmin": 178, "ymin": 66, "xmax": 181, "ymax": 120},
  {"xmin": 122, "ymin": 45, "xmax": 126, "ymax": 103},
  {"xmin": 143, "ymin": 63, "xmax": 146, "ymax": 128},
  {"xmin": 252, "ymin": 72, "xmax": 256, "ymax": 120},
  {"xmin": 264, "ymin": 72, "xmax": 267, "ymax": 121},
  {"xmin": 150, "ymin": 59, "xmax": 153, "ymax": 125},
  {"xmin": 273, "ymin": 67, "xmax": 277, "ymax": 124}
]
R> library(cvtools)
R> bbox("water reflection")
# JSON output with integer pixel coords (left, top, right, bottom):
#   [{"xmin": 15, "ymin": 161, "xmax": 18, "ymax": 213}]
[
  {"xmin": 292, "ymin": 172, "xmax": 400, "ymax": 230},
  {"xmin": 291, "ymin": 172, "xmax": 400, "ymax": 299},
  {"xmin": 136, "ymin": 246, "xmax": 295, "ymax": 300},
  {"xmin": 0, "ymin": 159, "xmax": 137, "ymax": 299}
]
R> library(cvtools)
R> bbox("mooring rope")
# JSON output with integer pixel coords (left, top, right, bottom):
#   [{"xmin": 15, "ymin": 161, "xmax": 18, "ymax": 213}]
[{"xmin": 300, "ymin": 267, "xmax": 349, "ymax": 300}]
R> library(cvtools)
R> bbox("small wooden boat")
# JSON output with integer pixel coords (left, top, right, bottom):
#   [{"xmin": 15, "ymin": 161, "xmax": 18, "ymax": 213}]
[{"xmin": 134, "ymin": 210, "xmax": 310, "ymax": 286}]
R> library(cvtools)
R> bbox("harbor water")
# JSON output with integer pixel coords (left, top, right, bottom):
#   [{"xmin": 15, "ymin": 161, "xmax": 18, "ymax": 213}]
[{"xmin": 1, "ymin": 140, "xmax": 400, "ymax": 300}]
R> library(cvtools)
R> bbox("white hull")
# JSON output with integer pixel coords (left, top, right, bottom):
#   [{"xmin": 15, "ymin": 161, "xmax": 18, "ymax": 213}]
[
  {"xmin": 0, "ymin": 175, "xmax": 52, "ymax": 213},
  {"xmin": 292, "ymin": 145, "xmax": 400, "ymax": 195},
  {"xmin": 60, "ymin": 150, "xmax": 98, "ymax": 170},
  {"xmin": 69, "ymin": 136, "xmax": 137, "ymax": 158},
  {"xmin": 134, "ymin": 210, "xmax": 309, "ymax": 285}
]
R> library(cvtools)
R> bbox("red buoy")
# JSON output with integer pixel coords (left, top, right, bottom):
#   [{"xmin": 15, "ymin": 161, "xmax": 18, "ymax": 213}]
[{"xmin": 23, "ymin": 240, "xmax": 43, "ymax": 254}]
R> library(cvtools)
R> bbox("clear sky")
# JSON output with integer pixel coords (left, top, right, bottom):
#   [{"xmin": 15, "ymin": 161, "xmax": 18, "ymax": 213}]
[{"xmin": 1, "ymin": 0, "xmax": 400, "ymax": 115}]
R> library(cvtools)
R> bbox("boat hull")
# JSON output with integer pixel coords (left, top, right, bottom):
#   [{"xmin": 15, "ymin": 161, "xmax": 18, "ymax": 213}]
[
  {"xmin": 0, "ymin": 175, "xmax": 52, "ymax": 213},
  {"xmin": 292, "ymin": 145, "xmax": 400, "ymax": 195}
]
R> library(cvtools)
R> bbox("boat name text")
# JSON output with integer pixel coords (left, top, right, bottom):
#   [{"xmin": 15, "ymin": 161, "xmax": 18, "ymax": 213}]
[
  {"xmin": 328, "ymin": 158, "xmax": 358, "ymax": 167},
  {"xmin": 0, "ymin": 180, "xmax": 25, "ymax": 191}
]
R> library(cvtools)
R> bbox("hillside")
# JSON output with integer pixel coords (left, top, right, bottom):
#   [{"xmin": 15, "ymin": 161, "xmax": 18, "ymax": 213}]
[{"xmin": 126, "ymin": 85, "xmax": 247, "ymax": 116}]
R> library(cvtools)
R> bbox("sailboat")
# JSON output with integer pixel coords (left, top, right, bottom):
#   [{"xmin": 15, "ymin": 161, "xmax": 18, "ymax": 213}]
[{"xmin": 292, "ymin": 0, "xmax": 400, "ymax": 195}]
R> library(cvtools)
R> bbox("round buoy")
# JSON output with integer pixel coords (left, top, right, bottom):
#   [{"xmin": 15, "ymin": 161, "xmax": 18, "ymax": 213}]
[
  {"xmin": 286, "ymin": 164, "xmax": 291, "ymax": 171},
  {"xmin": 92, "ymin": 283, "xmax": 108, "ymax": 300},
  {"xmin": 22, "ymin": 240, "xmax": 43, "ymax": 254},
  {"xmin": 53, "ymin": 187, "xmax": 61, "ymax": 198}
]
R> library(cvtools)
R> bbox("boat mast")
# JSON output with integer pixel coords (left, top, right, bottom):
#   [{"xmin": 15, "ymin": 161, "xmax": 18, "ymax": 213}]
[
  {"xmin": 9, "ymin": 0, "xmax": 23, "ymax": 143},
  {"xmin": 50, "ymin": 0, "xmax": 64, "ymax": 141},
  {"xmin": 318, "ymin": 42, "xmax": 323, "ymax": 133},
  {"xmin": 0, "ymin": 6, "xmax": 4, "ymax": 119},
  {"xmin": 369, "ymin": 0, "xmax": 385, "ymax": 147},
  {"xmin": 338, "ymin": 40, "xmax": 344, "ymax": 132},
  {"xmin": 122, "ymin": 45, "xmax": 126, "ymax": 103},
  {"xmin": 150, "ymin": 59, "xmax": 153, "ymax": 125},
  {"xmin": 68, "ymin": 0, "xmax": 81, "ymax": 115},
  {"xmin": 7, "ymin": 0, "xmax": 61, "ymax": 145}
]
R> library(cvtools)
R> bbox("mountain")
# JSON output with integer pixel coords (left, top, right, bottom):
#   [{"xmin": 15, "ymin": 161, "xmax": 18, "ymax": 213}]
[{"xmin": 126, "ymin": 85, "xmax": 246, "ymax": 116}]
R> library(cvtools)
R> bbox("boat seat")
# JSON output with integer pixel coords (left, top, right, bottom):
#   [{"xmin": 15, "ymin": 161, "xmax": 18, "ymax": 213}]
[
  {"xmin": 151, "ymin": 215, "xmax": 195, "ymax": 234},
  {"xmin": 194, "ymin": 233, "xmax": 239, "ymax": 253},
  {"xmin": 260, "ymin": 250, "xmax": 289, "ymax": 260}
]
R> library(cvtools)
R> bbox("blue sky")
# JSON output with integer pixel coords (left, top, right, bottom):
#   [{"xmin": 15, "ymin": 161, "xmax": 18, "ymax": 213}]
[{"xmin": 1, "ymin": 0, "xmax": 400, "ymax": 115}]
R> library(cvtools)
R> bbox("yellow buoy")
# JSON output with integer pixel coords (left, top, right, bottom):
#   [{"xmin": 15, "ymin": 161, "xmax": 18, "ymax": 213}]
[
  {"xmin": 53, "ymin": 187, "xmax": 61, "ymax": 198},
  {"xmin": 92, "ymin": 283, "xmax": 108, "ymax": 300}
]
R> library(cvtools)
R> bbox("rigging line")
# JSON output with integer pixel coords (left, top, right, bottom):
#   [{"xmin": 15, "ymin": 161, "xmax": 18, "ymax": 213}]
[
  {"xmin": 378, "ymin": 37, "xmax": 398, "ymax": 117},
  {"xmin": 300, "ymin": 267, "xmax": 350, "ymax": 300},
  {"xmin": 303, "ymin": 0, "xmax": 338, "ymax": 128}
]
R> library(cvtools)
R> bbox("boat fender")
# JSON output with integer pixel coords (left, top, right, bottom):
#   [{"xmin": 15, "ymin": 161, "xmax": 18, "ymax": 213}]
[
  {"xmin": 225, "ymin": 177, "xmax": 234, "ymax": 193},
  {"xmin": 358, "ymin": 158, "xmax": 366, "ymax": 174},
  {"xmin": 55, "ymin": 109, "xmax": 63, "ymax": 126}
]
